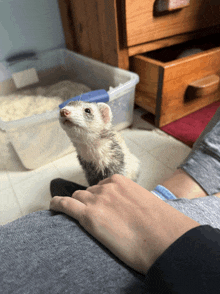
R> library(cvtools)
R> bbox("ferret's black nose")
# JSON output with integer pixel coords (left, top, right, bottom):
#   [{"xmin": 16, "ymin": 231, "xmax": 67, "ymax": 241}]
[{"xmin": 60, "ymin": 109, "xmax": 71, "ymax": 117}]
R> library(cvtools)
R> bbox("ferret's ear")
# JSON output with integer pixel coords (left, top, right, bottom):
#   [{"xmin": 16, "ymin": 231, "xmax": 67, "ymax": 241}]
[{"xmin": 97, "ymin": 103, "xmax": 112, "ymax": 124}]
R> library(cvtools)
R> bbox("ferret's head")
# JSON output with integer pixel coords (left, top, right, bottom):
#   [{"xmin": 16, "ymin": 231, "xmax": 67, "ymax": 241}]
[{"xmin": 59, "ymin": 101, "xmax": 113, "ymax": 142}]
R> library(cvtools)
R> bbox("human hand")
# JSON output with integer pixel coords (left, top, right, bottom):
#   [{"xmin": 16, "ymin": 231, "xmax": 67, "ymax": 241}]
[{"xmin": 50, "ymin": 174, "xmax": 199, "ymax": 274}]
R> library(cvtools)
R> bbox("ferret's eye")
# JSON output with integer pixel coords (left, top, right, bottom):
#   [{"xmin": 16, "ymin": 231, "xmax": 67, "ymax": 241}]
[{"xmin": 85, "ymin": 108, "xmax": 91, "ymax": 114}]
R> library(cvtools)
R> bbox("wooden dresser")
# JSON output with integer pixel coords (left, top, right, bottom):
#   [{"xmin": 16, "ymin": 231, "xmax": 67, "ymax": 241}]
[{"xmin": 58, "ymin": 0, "xmax": 220, "ymax": 127}]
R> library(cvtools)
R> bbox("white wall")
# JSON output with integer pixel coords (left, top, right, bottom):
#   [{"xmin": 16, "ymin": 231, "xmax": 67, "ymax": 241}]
[{"xmin": 0, "ymin": 0, "xmax": 66, "ymax": 61}]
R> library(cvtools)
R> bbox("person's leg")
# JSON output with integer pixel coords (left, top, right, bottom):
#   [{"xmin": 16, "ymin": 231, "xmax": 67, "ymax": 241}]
[
  {"xmin": 0, "ymin": 210, "xmax": 147, "ymax": 293},
  {"xmin": 160, "ymin": 106, "xmax": 220, "ymax": 199}
]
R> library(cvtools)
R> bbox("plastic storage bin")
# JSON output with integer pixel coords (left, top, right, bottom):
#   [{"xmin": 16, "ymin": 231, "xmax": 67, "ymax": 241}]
[{"xmin": 0, "ymin": 49, "xmax": 139, "ymax": 169}]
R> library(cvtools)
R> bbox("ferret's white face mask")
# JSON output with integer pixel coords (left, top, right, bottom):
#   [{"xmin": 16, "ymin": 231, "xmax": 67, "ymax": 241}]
[{"xmin": 59, "ymin": 101, "xmax": 113, "ymax": 142}]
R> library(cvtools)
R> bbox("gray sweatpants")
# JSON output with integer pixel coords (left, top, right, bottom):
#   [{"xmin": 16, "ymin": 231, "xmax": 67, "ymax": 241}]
[
  {"xmin": 179, "ymin": 105, "xmax": 220, "ymax": 196},
  {"xmin": 1, "ymin": 107, "xmax": 220, "ymax": 293}
]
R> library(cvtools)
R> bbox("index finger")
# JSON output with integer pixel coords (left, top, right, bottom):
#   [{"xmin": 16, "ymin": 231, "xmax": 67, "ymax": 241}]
[
  {"xmin": 50, "ymin": 196, "xmax": 85, "ymax": 221},
  {"xmin": 96, "ymin": 177, "xmax": 112, "ymax": 186},
  {"xmin": 97, "ymin": 174, "xmax": 128, "ymax": 186},
  {"xmin": 96, "ymin": 174, "xmax": 124, "ymax": 186}
]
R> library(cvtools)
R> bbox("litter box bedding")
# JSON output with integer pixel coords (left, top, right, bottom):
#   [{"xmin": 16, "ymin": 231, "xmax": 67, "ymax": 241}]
[{"xmin": 0, "ymin": 80, "xmax": 91, "ymax": 121}]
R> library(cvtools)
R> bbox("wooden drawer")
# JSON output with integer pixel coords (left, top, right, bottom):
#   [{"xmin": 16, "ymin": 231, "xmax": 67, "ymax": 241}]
[
  {"xmin": 130, "ymin": 35, "xmax": 220, "ymax": 127},
  {"xmin": 125, "ymin": 0, "xmax": 220, "ymax": 47}
]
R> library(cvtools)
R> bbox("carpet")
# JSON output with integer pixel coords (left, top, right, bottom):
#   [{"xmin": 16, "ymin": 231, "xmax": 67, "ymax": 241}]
[{"xmin": 161, "ymin": 101, "xmax": 220, "ymax": 148}]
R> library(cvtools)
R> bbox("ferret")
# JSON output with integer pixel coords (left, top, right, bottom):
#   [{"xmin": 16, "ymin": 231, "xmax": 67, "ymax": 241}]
[{"xmin": 59, "ymin": 101, "xmax": 140, "ymax": 186}]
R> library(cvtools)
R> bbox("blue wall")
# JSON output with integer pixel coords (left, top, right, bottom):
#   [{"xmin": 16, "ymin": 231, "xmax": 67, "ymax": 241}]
[{"xmin": 0, "ymin": 0, "xmax": 66, "ymax": 62}]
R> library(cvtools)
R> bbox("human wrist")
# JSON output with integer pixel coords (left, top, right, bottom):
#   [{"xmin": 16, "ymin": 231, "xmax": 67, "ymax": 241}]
[{"xmin": 139, "ymin": 196, "xmax": 200, "ymax": 274}]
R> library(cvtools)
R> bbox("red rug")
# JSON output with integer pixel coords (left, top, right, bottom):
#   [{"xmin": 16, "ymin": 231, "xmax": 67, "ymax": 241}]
[{"xmin": 161, "ymin": 101, "xmax": 220, "ymax": 148}]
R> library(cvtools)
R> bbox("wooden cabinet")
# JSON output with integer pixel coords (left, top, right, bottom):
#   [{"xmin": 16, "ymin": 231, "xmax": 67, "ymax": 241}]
[
  {"xmin": 125, "ymin": 0, "xmax": 220, "ymax": 47},
  {"xmin": 131, "ymin": 38, "xmax": 220, "ymax": 126},
  {"xmin": 59, "ymin": 0, "xmax": 220, "ymax": 127}
]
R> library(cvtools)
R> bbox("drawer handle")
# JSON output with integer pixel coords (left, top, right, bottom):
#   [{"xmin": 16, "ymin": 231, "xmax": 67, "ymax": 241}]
[
  {"xmin": 187, "ymin": 75, "xmax": 220, "ymax": 98},
  {"xmin": 155, "ymin": 0, "xmax": 190, "ymax": 12}
]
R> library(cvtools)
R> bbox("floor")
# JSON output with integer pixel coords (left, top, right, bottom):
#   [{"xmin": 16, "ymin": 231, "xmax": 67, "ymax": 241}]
[{"xmin": 0, "ymin": 107, "xmax": 191, "ymax": 226}]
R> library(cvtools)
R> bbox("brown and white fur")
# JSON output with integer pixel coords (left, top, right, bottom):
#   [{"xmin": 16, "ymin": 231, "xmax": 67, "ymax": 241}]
[{"xmin": 59, "ymin": 101, "xmax": 140, "ymax": 186}]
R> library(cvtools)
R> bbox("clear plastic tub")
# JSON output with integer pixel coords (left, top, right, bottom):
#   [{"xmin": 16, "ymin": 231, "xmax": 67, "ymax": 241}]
[{"xmin": 0, "ymin": 49, "xmax": 139, "ymax": 169}]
